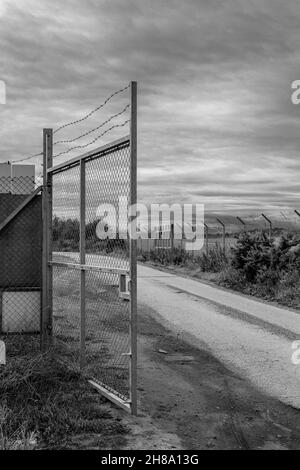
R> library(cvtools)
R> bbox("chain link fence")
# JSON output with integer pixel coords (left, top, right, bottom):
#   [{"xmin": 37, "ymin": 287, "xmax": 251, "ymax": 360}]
[
  {"xmin": 50, "ymin": 137, "xmax": 135, "ymax": 408},
  {"xmin": 137, "ymin": 210, "xmax": 300, "ymax": 257},
  {"xmin": 0, "ymin": 81, "xmax": 137, "ymax": 413}
]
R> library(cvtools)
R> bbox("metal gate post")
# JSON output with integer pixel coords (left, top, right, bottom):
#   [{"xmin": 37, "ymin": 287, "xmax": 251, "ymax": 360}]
[
  {"xmin": 170, "ymin": 223, "xmax": 174, "ymax": 264},
  {"xmin": 216, "ymin": 218, "xmax": 226, "ymax": 254},
  {"xmin": 261, "ymin": 213, "xmax": 272, "ymax": 238},
  {"xmin": 129, "ymin": 81, "xmax": 137, "ymax": 415},
  {"xmin": 80, "ymin": 160, "xmax": 86, "ymax": 369},
  {"xmin": 42, "ymin": 129, "xmax": 53, "ymax": 352},
  {"xmin": 237, "ymin": 216, "xmax": 246, "ymax": 232},
  {"xmin": 204, "ymin": 223, "xmax": 209, "ymax": 255}
]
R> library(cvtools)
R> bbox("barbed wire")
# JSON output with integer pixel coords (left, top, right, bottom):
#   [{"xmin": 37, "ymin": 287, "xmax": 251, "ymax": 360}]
[
  {"xmin": 53, "ymin": 83, "xmax": 130, "ymax": 135},
  {"xmin": 53, "ymin": 104, "xmax": 130, "ymax": 146},
  {"xmin": 9, "ymin": 83, "xmax": 130, "ymax": 165},
  {"xmin": 53, "ymin": 120, "xmax": 130, "ymax": 159},
  {"xmin": 11, "ymin": 152, "xmax": 43, "ymax": 164}
]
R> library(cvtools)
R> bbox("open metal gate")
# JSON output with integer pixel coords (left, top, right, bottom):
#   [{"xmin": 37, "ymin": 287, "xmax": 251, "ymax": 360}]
[{"xmin": 42, "ymin": 83, "xmax": 137, "ymax": 414}]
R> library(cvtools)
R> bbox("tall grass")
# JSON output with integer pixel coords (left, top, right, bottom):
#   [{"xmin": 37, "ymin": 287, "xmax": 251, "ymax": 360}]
[
  {"xmin": 0, "ymin": 335, "xmax": 127, "ymax": 449},
  {"xmin": 140, "ymin": 245, "xmax": 228, "ymax": 272}
]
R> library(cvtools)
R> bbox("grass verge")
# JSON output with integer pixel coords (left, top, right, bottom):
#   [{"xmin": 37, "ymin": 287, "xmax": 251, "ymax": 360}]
[
  {"xmin": 139, "ymin": 231, "xmax": 300, "ymax": 309},
  {"xmin": 0, "ymin": 334, "xmax": 128, "ymax": 450}
]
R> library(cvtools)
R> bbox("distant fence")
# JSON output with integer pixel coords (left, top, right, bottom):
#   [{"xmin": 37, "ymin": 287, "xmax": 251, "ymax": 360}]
[{"xmin": 137, "ymin": 210, "xmax": 300, "ymax": 256}]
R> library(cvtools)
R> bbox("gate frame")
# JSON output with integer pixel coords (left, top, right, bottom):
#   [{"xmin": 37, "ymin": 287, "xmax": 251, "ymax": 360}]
[
  {"xmin": 42, "ymin": 81, "xmax": 138, "ymax": 414},
  {"xmin": 41, "ymin": 128, "xmax": 53, "ymax": 352},
  {"xmin": 129, "ymin": 81, "xmax": 137, "ymax": 415}
]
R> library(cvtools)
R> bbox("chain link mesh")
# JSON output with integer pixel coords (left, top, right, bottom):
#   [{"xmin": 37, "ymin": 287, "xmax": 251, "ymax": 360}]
[
  {"xmin": 52, "ymin": 166, "xmax": 80, "ymax": 257},
  {"xmin": 0, "ymin": 176, "xmax": 38, "ymax": 195},
  {"xmin": 84, "ymin": 270, "xmax": 130, "ymax": 400},
  {"xmin": 51, "ymin": 139, "xmax": 131, "ymax": 401},
  {"xmin": 52, "ymin": 166, "xmax": 81, "ymax": 364},
  {"xmin": 52, "ymin": 264, "xmax": 81, "ymax": 366}
]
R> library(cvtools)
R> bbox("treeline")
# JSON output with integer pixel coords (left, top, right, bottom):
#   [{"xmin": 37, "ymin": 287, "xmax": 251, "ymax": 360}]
[{"xmin": 52, "ymin": 216, "xmax": 128, "ymax": 253}]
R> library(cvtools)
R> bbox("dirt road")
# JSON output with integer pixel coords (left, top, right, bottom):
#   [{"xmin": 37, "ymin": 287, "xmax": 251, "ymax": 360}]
[
  {"xmin": 138, "ymin": 264, "xmax": 300, "ymax": 410},
  {"xmin": 120, "ymin": 263, "xmax": 300, "ymax": 450},
  {"xmin": 122, "ymin": 305, "xmax": 300, "ymax": 450}
]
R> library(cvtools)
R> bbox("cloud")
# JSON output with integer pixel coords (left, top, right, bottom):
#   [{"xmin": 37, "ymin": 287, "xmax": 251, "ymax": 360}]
[{"xmin": 0, "ymin": 0, "xmax": 300, "ymax": 214}]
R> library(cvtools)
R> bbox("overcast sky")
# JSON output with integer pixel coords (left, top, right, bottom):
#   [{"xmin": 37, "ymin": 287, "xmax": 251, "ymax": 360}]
[{"xmin": 1, "ymin": 0, "xmax": 300, "ymax": 214}]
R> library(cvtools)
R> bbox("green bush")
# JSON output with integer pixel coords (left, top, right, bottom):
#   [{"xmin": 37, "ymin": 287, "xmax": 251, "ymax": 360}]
[
  {"xmin": 231, "ymin": 232, "xmax": 300, "ymax": 276},
  {"xmin": 231, "ymin": 232, "xmax": 273, "ymax": 282},
  {"xmin": 218, "ymin": 231, "xmax": 300, "ymax": 306}
]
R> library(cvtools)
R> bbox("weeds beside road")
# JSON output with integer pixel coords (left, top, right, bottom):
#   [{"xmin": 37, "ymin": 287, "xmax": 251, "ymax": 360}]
[
  {"xmin": 0, "ymin": 335, "xmax": 127, "ymax": 450},
  {"xmin": 139, "ymin": 231, "xmax": 300, "ymax": 309}
]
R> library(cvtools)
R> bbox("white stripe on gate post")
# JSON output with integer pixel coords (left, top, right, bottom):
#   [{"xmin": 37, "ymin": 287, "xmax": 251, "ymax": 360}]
[
  {"xmin": 80, "ymin": 159, "xmax": 86, "ymax": 369},
  {"xmin": 129, "ymin": 81, "xmax": 138, "ymax": 415},
  {"xmin": 42, "ymin": 129, "xmax": 53, "ymax": 352}
]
